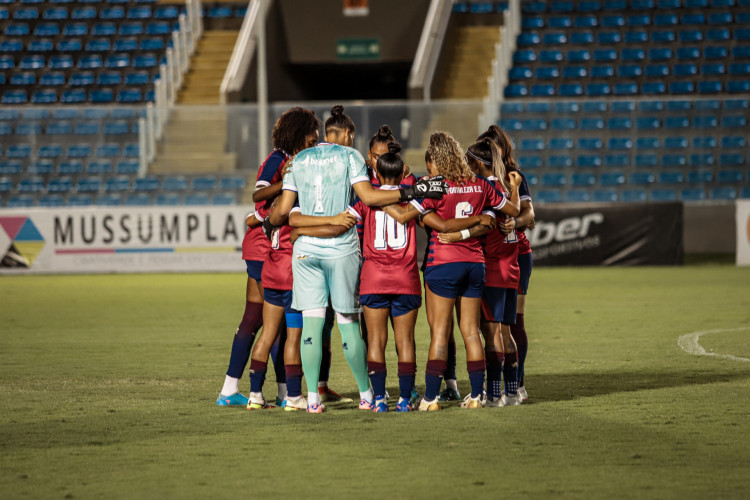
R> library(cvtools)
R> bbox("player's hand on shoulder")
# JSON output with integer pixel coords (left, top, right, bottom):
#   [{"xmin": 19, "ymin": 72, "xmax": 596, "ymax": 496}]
[
  {"xmin": 479, "ymin": 214, "xmax": 496, "ymax": 229},
  {"xmin": 508, "ymin": 171, "xmax": 522, "ymax": 188},
  {"xmin": 499, "ymin": 217, "xmax": 516, "ymax": 235}
]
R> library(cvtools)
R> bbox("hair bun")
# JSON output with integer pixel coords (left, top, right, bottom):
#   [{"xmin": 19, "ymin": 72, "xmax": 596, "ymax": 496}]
[
  {"xmin": 377, "ymin": 125, "xmax": 393, "ymax": 138},
  {"xmin": 387, "ymin": 141, "xmax": 402, "ymax": 155},
  {"xmin": 331, "ymin": 105, "xmax": 344, "ymax": 117}
]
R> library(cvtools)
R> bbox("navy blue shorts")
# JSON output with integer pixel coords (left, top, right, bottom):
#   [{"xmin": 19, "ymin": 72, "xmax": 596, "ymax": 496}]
[
  {"xmin": 517, "ymin": 252, "xmax": 533, "ymax": 295},
  {"xmin": 360, "ymin": 294, "xmax": 422, "ymax": 317},
  {"xmin": 424, "ymin": 262, "xmax": 485, "ymax": 299},
  {"xmin": 245, "ymin": 260, "xmax": 264, "ymax": 283},
  {"xmin": 263, "ymin": 288, "xmax": 302, "ymax": 328},
  {"xmin": 481, "ymin": 286, "xmax": 517, "ymax": 325}
]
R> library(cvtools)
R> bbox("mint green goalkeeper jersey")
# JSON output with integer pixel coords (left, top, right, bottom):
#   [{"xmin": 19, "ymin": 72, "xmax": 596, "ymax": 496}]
[{"xmin": 282, "ymin": 142, "xmax": 370, "ymax": 259}]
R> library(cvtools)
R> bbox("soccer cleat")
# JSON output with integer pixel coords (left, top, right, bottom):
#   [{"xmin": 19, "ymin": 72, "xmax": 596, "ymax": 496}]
[
  {"xmin": 395, "ymin": 397, "xmax": 412, "ymax": 412},
  {"xmin": 409, "ymin": 389, "xmax": 420, "ymax": 406},
  {"xmin": 518, "ymin": 386, "xmax": 528, "ymax": 402},
  {"xmin": 373, "ymin": 397, "xmax": 388, "ymax": 413},
  {"xmin": 384, "ymin": 390, "xmax": 391, "ymax": 403},
  {"xmin": 284, "ymin": 395, "xmax": 307, "ymax": 412},
  {"xmin": 500, "ymin": 392, "xmax": 522, "ymax": 407},
  {"xmin": 459, "ymin": 394, "xmax": 483, "ymax": 409},
  {"xmin": 484, "ymin": 396, "xmax": 502, "ymax": 408},
  {"xmin": 275, "ymin": 396, "xmax": 286, "ymax": 408},
  {"xmin": 216, "ymin": 392, "xmax": 248, "ymax": 407},
  {"xmin": 438, "ymin": 388, "xmax": 461, "ymax": 402},
  {"xmin": 359, "ymin": 399, "xmax": 375, "ymax": 410},
  {"xmin": 246, "ymin": 392, "xmax": 274, "ymax": 411},
  {"xmin": 306, "ymin": 402, "xmax": 325, "ymax": 413},
  {"xmin": 318, "ymin": 386, "xmax": 353, "ymax": 403},
  {"xmin": 418, "ymin": 397, "xmax": 440, "ymax": 412}
]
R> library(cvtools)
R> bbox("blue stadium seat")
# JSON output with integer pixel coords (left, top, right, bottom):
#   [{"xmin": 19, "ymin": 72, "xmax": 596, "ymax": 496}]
[
  {"xmin": 693, "ymin": 136, "xmax": 716, "ymax": 149},
  {"xmin": 593, "ymin": 189, "xmax": 617, "ymax": 202},
  {"xmin": 192, "ymin": 176, "xmax": 217, "ymax": 191},
  {"xmin": 549, "ymin": 155, "xmax": 574, "ymax": 168},
  {"xmin": 535, "ymin": 67, "xmax": 560, "ymax": 79},
  {"xmin": 97, "ymin": 194, "xmax": 122, "ymax": 206},
  {"xmin": 0, "ymin": 39, "xmax": 23, "ymax": 52},
  {"xmin": 18, "ymin": 177, "xmax": 45, "ymax": 193},
  {"xmin": 68, "ymin": 72, "xmax": 93, "ymax": 87},
  {"xmin": 642, "ymin": 82, "xmax": 666, "ymax": 95},
  {"xmin": 651, "ymin": 189, "xmax": 677, "ymax": 202},
  {"xmin": 670, "ymin": 81, "xmax": 695, "ymax": 94},
  {"xmin": 15, "ymin": 122, "xmax": 43, "ymax": 135},
  {"xmin": 722, "ymin": 136, "xmax": 746, "ymax": 149},
  {"xmin": 211, "ymin": 194, "xmax": 235, "ymax": 206},
  {"xmin": 184, "ymin": 194, "xmax": 210, "ymax": 206},
  {"xmin": 123, "ymin": 144, "xmax": 139, "ymax": 158},
  {"xmin": 720, "ymin": 153, "xmax": 745, "ymax": 166},
  {"xmin": 513, "ymin": 50, "xmax": 536, "ymax": 63},
  {"xmin": 693, "ymin": 116, "xmax": 718, "ymax": 129},
  {"xmin": 581, "ymin": 117, "xmax": 605, "ymax": 130},
  {"xmin": 67, "ymin": 195, "xmax": 94, "ymax": 207},
  {"xmin": 0, "ymin": 123, "xmax": 10, "ymax": 135},
  {"xmin": 594, "ymin": 49, "xmax": 617, "ymax": 62},
  {"xmin": 509, "ymin": 67, "xmax": 532, "ymax": 80},
  {"xmin": 707, "ymin": 28, "xmax": 730, "ymax": 42},
  {"xmin": 72, "ymin": 6, "xmax": 96, "ymax": 19},
  {"xmin": 608, "ymin": 137, "xmax": 632, "ymax": 150},
  {"xmin": 78, "ymin": 54, "xmax": 102, "ymax": 69},
  {"xmin": 551, "ymin": 118, "xmax": 576, "ymax": 130},
  {"xmin": 86, "ymin": 38, "xmax": 111, "ymax": 52},
  {"xmin": 635, "ymin": 154, "xmax": 659, "ymax": 167},
  {"xmin": 155, "ymin": 193, "xmax": 180, "ymax": 206},
  {"xmin": 117, "ymin": 88, "xmax": 143, "ymax": 103},
  {"xmin": 648, "ymin": 48, "xmax": 671, "ymax": 61},
  {"xmin": 717, "ymin": 170, "xmax": 743, "ymax": 183},
  {"xmin": 612, "ymin": 101, "xmax": 635, "ymax": 113},
  {"xmin": 105, "ymin": 53, "xmax": 130, "ymax": 68},
  {"xmin": 698, "ymin": 81, "xmax": 723, "ymax": 94},
  {"xmin": 578, "ymin": 155, "xmax": 603, "ymax": 168},
  {"xmin": 664, "ymin": 137, "xmax": 687, "ymax": 149},
  {"xmin": 115, "ymin": 161, "xmax": 139, "ymax": 175},
  {"xmin": 523, "ymin": 118, "xmax": 548, "ymax": 130},
  {"xmin": 729, "ymin": 63, "xmax": 750, "ymax": 76},
  {"xmin": 733, "ymin": 45, "xmax": 750, "ymax": 60},
  {"xmin": 4, "ymin": 23, "xmax": 30, "ymax": 36},
  {"xmin": 571, "ymin": 173, "xmax": 596, "ymax": 186},
  {"xmin": 46, "ymin": 121, "xmax": 72, "ymax": 135},
  {"xmin": 140, "ymin": 38, "xmax": 164, "ymax": 51},
  {"xmin": 535, "ymin": 190, "xmax": 561, "ymax": 203},
  {"xmin": 86, "ymin": 160, "xmax": 112, "ymax": 174},
  {"xmin": 578, "ymin": 0, "xmax": 602, "ymax": 11},
  {"xmin": 103, "ymin": 121, "xmax": 130, "ymax": 136},
  {"xmin": 583, "ymin": 101, "xmax": 607, "ymax": 113},
  {"xmin": 114, "ymin": 38, "xmax": 138, "ymax": 52},
  {"xmin": 525, "ymin": 173, "xmax": 538, "ymax": 186},
  {"xmin": 598, "ymin": 31, "xmax": 621, "ymax": 44},
  {"xmin": 90, "ymin": 89, "xmax": 114, "ymax": 104},
  {"xmin": 579, "ymin": 138, "xmax": 603, "ymax": 150},
  {"xmin": 564, "ymin": 189, "xmax": 592, "ymax": 203},
  {"xmin": 500, "ymin": 118, "xmax": 522, "ymax": 130},
  {"xmin": 128, "ymin": 5, "xmax": 151, "ymax": 19},
  {"xmin": 567, "ymin": 49, "xmax": 590, "ymax": 62},
  {"xmin": 7, "ymin": 144, "xmax": 32, "ymax": 158},
  {"xmin": 707, "ymin": 46, "xmax": 729, "ymax": 59},
  {"xmin": 701, "ymin": 64, "xmax": 725, "ymax": 77},
  {"xmin": 105, "ymin": 176, "xmax": 130, "ymax": 193},
  {"xmin": 131, "ymin": 177, "xmax": 157, "ymax": 192},
  {"xmin": 575, "ymin": 15, "xmax": 598, "ymax": 27},
  {"xmin": 690, "ymin": 154, "xmax": 714, "ymax": 167},
  {"xmin": 120, "ymin": 22, "xmax": 143, "ymax": 36},
  {"xmin": 500, "ymin": 103, "xmax": 523, "ymax": 115},
  {"xmin": 549, "ymin": 138, "xmax": 574, "ymax": 150},
  {"xmin": 651, "ymin": 30, "xmax": 675, "ymax": 44},
  {"xmin": 636, "ymin": 117, "xmax": 660, "ymax": 129},
  {"xmin": 629, "ymin": 13, "xmax": 650, "ymax": 26},
  {"xmin": 674, "ymin": 63, "xmax": 697, "ymax": 77},
  {"xmin": 7, "ymin": 195, "xmax": 35, "ymax": 208},
  {"xmin": 563, "ymin": 66, "xmax": 587, "ymax": 78},
  {"xmin": 162, "ymin": 176, "xmax": 188, "ymax": 191},
  {"xmin": 47, "ymin": 177, "xmax": 73, "ymax": 194},
  {"xmin": 74, "ymin": 121, "xmax": 99, "ymax": 135},
  {"xmin": 586, "ymin": 84, "xmax": 610, "ymax": 96},
  {"xmin": 100, "ymin": 7, "xmax": 125, "ymax": 19},
  {"xmin": 559, "ymin": 84, "xmax": 583, "ymax": 96},
  {"xmin": 58, "ymin": 161, "xmax": 83, "ymax": 175},
  {"xmin": 0, "ymin": 160, "xmax": 23, "ymax": 175},
  {"xmin": 133, "ymin": 54, "xmax": 157, "ymax": 68},
  {"xmin": 539, "ymin": 50, "xmax": 563, "ymax": 63},
  {"xmin": 602, "ymin": 14, "xmax": 625, "ymax": 27},
  {"xmin": 38, "ymin": 145, "xmax": 63, "ymax": 159},
  {"xmin": 622, "ymin": 189, "xmax": 647, "ymax": 202},
  {"xmin": 677, "ymin": 47, "xmax": 700, "ymax": 60},
  {"xmin": 613, "ymin": 83, "xmax": 638, "ymax": 95},
  {"xmin": 625, "ymin": 31, "xmax": 648, "ymax": 43},
  {"xmin": 608, "ymin": 117, "xmax": 632, "ymax": 129},
  {"xmin": 0, "ymin": 177, "xmax": 13, "ymax": 193},
  {"xmin": 736, "ymin": 28, "xmax": 750, "ymax": 41},
  {"xmin": 590, "ymin": 65, "xmax": 614, "ymax": 78},
  {"xmin": 550, "ymin": 1, "xmax": 574, "ymax": 11},
  {"xmin": 571, "ymin": 31, "xmax": 593, "ymax": 44},
  {"xmin": 523, "ymin": 16, "xmax": 544, "ymax": 29},
  {"xmin": 688, "ymin": 171, "xmax": 713, "ymax": 183},
  {"xmin": 520, "ymin": 139, "xmax": 544, "ymax": 151},
  {"xmin": 742, "ymin": 188, "xmax": 750, "ymax": 199},
  {"xmin": 654, "ymin": 13, "xmax": 677, "ymax": 26},
  {"xmin": 710, "ymin": 188, "xmax": 736, "ymax": 200},
  {"xmin": 97, "ymin": 72, "xmax": 122, "ymax": 85},
  {"xmin": 544, "ymin": 32, "xmax": 567, "ymax": 45},
  {"xmin": 67, "ymin": 144, "xmax": 92, "ymax": 158},
  {"xmin": 727, "ymin": 81, "xmax": 750, "ymax": 93},
  {"xmin": 659, "ymin": 172, "xmax": 684, "ymax": 184},
  {"xmin": 618, "ymin": 64, "xmax": 641, "ymax": 78},
  {"xmin": 91, "ymin": 22, "xmax": 116, "ymax": 36},
  {"xmin": 722, "ymin": 115, "xmax": 748, "ymax": 128},
  {"xmin": 605, "ymin": 154, "xmax": 630, "ymax": 168},
  {"xmin": 28, "ymin": 160, "xmax": 54, "ymax": 175},
  {"xmin": 695, "ymin": 100, "xmax": 720, "ymax": 111},
  {"xmin": 30, "ymin": 90, "xmax": 58, "ymax": 104},
  {"xmin": 600, "ymin": 172, "xmax": 625, "ymax": 186},
  {"xmin": 145, "ymin": 22, "xmax": 170, "ymax": 35},
  {"xmin": 125, "ymin": 193, "xmax": 151, "ymax": 206},
  {"xmin": 664, "ymin": 116, "xmax": 689, "ymax": 129}
]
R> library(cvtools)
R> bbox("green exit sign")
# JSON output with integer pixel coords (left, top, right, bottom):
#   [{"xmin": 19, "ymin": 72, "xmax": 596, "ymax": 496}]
[{"xmin": 336, "ymin": 38, "xmax": 380, "ymax": 60}]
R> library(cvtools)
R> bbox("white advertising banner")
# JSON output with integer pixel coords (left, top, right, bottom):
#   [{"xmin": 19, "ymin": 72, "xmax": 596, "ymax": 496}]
[
  {"xmin": 0, "ymin": 206, "xmax": 248, "ymax": 274},
  {"xmin": 737, "ymin": 200, "xmax": 750, "ymax": 266}
]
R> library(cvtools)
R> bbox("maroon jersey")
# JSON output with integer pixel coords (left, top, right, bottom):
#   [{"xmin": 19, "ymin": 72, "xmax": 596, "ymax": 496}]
[
  {"xmin": 349, "ymin": 186, "xmax": 421, "ymax": 296},
  {"xmin": 413, "ymin": 176, "xmax": 506, "ymax": 267},
  {"xmin": 257, "ymin": 205, "xmax": 296, "ymax": 291},
  {"xmin": 242, "ymin": 150, "xmax": 290, "ymax": 262},
  {"xmin": 483, "ymin": 180, "xmax": 520, "ymax": 289}
]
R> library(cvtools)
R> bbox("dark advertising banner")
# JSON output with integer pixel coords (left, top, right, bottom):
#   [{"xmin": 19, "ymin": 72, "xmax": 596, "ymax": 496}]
[{"xmin": 527, "ymin": 202, "xmax": 684, "ymax": 266}]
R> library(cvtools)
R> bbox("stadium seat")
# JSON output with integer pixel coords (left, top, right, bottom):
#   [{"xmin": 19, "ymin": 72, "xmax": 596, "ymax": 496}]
[
  {"xmin": 578, "ymin": 155, "xmax": 602, "ymax": 168},
  {"xmin": 536, "ymin": 67, "xmax": 560, "ymax": 80},
  {"xmin": 0, "ymin": 161, "xmax": 23, "ymax": 174},
  {"xmin": 156, "ymin": 193, "xmax": 181, "ymax": 206},
  {"xmin": 527, "ymin": 103, "xmax": 552, "ymax": 114},
  {"xmin": 654, "ymin": 13, "xmax": 677, "ymax": 26},
  {"xmin": 707, "ymin": 28, "xmax": 730, "ymax": 42},
  {"xmin": 659, "ymin": 172, "xmax": 684, "ymax": 184},
  {"xmin": 192, "ymin": 177, "xmax": 217, "ymax": 191},
  {"xmin": 7, "ymin": 144, "xmax": 32, "ymax": 158},
  {"xmin": 567, "ymin": 50, "xmax": 590, "ymax": 63},
  {"xmin": 688, "ymin": 171, "xmax": 713, "ymax": 183},
  {"xmin": 722, "ymin": 136, "xmax": 746, "ymax": 149},
  {"xmin": 707, "ymin": 46, "xmax": 729, "ymax": 60},
  {"xmin": 530, "ymin": 84, "xmax": 555, "ymax": 97},
  {"xmin": 523, "ymin": 118, "xmax": 548, "ymax": 130},
  {"xmin": 590, "ymin": 65, "xmax": 614, "ymax": 78},
  {"xmin": 690, "ymin": 154, "xmax": 715, "ymax": 167},
  {"xmin": 651, "ymin": 189, "xmax": 677, "ymax": 202},
  {"xmin": 618, "ymin": 65, "xmax": 641, "ymax": 78},
  {"xmin": 711, "ymin": 188, "xmax": 736, "ymax": 200},
  {"xmin": 693, "ymin": 136, "xmax": 717, "ymax": 149},
  {"xmin": 524, "ymin": 173, "xmax": 538, "ymax": 185},
  {"xmin": 635, "ymin": 154, "xmax": 659, "ymax": 167},
  {"xmin": 662, "ymin": 154, "xmax": 687, "ymax": 167},
  {"xmin": 510, "ymin": 67, "xmax": 532, "ymax": 80},
  {"xmin": 18, "ymin": 177, "xmax": 45, "ymax": 193},
  {"xmin": 605, "ymin": 154, "xmax": 630, "ymax": 168},
  {"xmin": 551, "ymin": 118, "xmax": 576, "ymax": 130},
  {"xmin": 648, "ymin": 48, "xmax": 671, "ymax": 61},
  {"xmin": 123, "ymin": 144, "xmax": 140, "ymax": 158},
  {"xmin": 513, "ymin": 50, "xmax": 536, "ymax": 64},
  {"xmin": 727, "ymin": 81, "xmax": 750, "ymax": 93},
  {"xmin": 621, "ymin": 189, "xmax": 647, "ymax": 202},
  {"xmin": 535, "ymin": 190, "xmax": 561, "ymax": 203},
  {"xmin": 549, "ymin": 155, "xmax": 574, "ymax": 168},
  {"xmin": 575, "ymin": 15, "xmax": 598, "ymax": 27},
  {"xmin": 625, "ymin": 31, "xmax": 648, "ymax": 43},
  {"xmin": 67, "ymin": 144, "xmax": 92, "ymax": 158},
  {"xmin": 598, "ymin": 31, "xmax": 621, "ymax": 44},
  {"xmin": 742, "ymin": 188, "xmax": 750, "ymax": 199},
  {"xmin": 28, "ymin": 160, "xmax": 55, "ymax": 175},
  {"xmin": 563, "ymin": 66, "xmax": 587, "ymax": 79},
  {"xmin": 105, "ymin": 176, "xmax": 130, "ymax": 193},
  {"xmin": 717, "ymin": 170, "xmax": 743, "ymax": 184},
  {"xmin": 123, "ymin": 193, "xmax": 150, "ymax": 206},
  {"xmin": 698, "ymin": 81, "xmax": 723, "ymax": 94},
  {"xmin": 593, "ymin": 49, "xmax": 617, "ymax": 62},
  {"xmin": 670, "ymin": 82, "xmax": 694, "ymax": 94},
  {"xmin": 39, "ymin": 145, "xmax": 63, "ymax": 159},
  {"xmin": 571, "ymin": 173, "xmax": 596, "ymax": 186},
  {"xmin": 544, "ymin": 32, "xmax": 567, "ymax": 45},
  {"xmin": 614, "ymin": 82, "xmax": 638, "ymax": 95},
  {"xmin": 631, "ymin": 0, "xmax": 655, "ymax": 8},
  {"xmin": 58, "ymin": 161, "xmax": 83, "ymax": 175},
  {"xmin": 97, "ymin": 194, "xmax": 122, "ymax": 206},
  {"xmin": 520, "ymin": 139, "xmax": 544, "ymax": 151},
  {"xmin": 664, "ymin": 137, "xmax": 688, "ymax": 149},
  {"xmin": 579, "ymin": 138, "xmax": 603, "ymax": 150},
  {"xmin": 641, "ymin": 82, "xmax": 666, "ymax": 95},
  {"xmin": 185, "ymin": 194, "xmax": 210, "ymax": 206},
  {"xmin": 578, "ymin": 1, "xmax": 602, "ymax": 12},
  {"xmin": 586, "ymin": 84, "xmax": 610, "ymax": 96},
  {"xmin": 47, "ymin": 177, "xmax": 73, "ymax": 194},
  {"xmin": 600, "ymin": 172, "xmax": 625, "ymax": 186},
  {"xmin": 133, "ymin": 54, "xmax": 157, "ymax": 68},
  {"xmin": 67, "ymin": 195, "xmax": 94, "ymax": 207},
  {"xmin": 668, "ymin": 101, "xmax": 691, "ymax": 112},
  {"xmin": 609, "ymin": 137, "xmax": 632, "ymax": 150},
  {"xmin": 720, "ymin": 154, "xmax": 745, "ymax": 166},
  {"xmin": 97, "ymin": 72, "xmax": 122, "ymax": 86},
  {"xmin": 581, "ymin": 117, "xmax": 605, "ymax": 130},
  {"xmin": 500, "ymin": 103, "xmax": 523, "ymax": 115},
  {"xmin": 593, "ymin": 189, "xmax": 617, "ymax": 202},
  {"xmin": 120, "ymin": 22, "xmax": 143, "ymax": 36},
  {"xmin": 86, "ymin": 160, "xmax": 112, "ymax": 174},
  {"xmin": 571, "ymin": 31, "xmax": 593, "ymax": 44},
  {"xmin": 162, "ymin": 176, "xmax": 188, "ymax": 192},
  {"xmin": 0, "ymin": 177, "xmax": 13, "ymax": 193},
  {"xmin": 504, "ymin": 85, "xmax": 527, "ymax": 98},
  {"xmin": 722, "ymin": 115, "xmax": 748, "ymax": 128},
  {"xmin": 7, "ymin": 195, "xmax": 35, "ymax": 208},
  {"xmin": 549, "ymin": 138, "xmax": 574, "ymax": 150},
  {"xmin": 637, "ymin": 117, "xmax": 660, "ymax": 129},
  {"xmin": 564, "ymin": 190, "xmax": 591, "ymax": 202}
]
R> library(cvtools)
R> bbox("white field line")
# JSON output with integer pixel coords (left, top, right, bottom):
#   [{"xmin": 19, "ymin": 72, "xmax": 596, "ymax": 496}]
[{"xmin": 678, "ymin": 327, "xmax": 750, "ymax": 363}]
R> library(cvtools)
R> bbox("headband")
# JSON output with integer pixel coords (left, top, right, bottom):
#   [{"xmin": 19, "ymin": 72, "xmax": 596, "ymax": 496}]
[{"xmin": 466, "ymin": 149, "xmax": 491, "ymax": 165}]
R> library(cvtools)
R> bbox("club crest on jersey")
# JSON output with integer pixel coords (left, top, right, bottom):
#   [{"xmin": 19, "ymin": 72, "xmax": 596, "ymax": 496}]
[
  {"xmin": 304, "ymin": 338, "xmax": 313, "ymax": 345},
  {"xmin": 296, "ymin": 254, "xmax": 307, "ymax": 259},
  {"xmin": 342, "ymin": 342, "xmax": 348, "ymax": 350}
]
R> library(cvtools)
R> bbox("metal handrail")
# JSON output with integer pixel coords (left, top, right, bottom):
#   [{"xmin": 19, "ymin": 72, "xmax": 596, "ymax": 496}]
[{"xmin": 407, "ymin": 0, "xmax": 454, "ymax": 102}]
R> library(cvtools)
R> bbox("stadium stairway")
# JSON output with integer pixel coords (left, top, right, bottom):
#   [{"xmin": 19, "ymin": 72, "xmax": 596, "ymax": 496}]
[
  {"xmin": 433, "ymin": 24, "xmax": 501, "ymax": 99},
  {"xmin": 177, "ymin": 29, "xmax": 238, "ymax": 104}
]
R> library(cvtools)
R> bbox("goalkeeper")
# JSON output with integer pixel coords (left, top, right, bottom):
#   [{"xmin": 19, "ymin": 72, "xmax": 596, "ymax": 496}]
[{"xmin": 266, "ymin": 105, "xmax": 447, "ymax": 413}]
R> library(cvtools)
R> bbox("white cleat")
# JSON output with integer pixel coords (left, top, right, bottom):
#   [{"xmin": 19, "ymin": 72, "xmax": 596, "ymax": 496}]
[
  {"xmin": 500, "ymin": 392, "xmax": 522, "ymax": 407},
  {"xmin": 518, "ymin": 386, "xmax": 528, "ymax": 402},
  {"xmin": 459, "ymin": 394, "xmax": 483, "ymax": 409},
  {"xmin": 484, "ymin": 396, "xmax": 503, "ymax": 408},
  {"xmin": 284, "ymin": 395, "xmax": 308, "ymax": 412},
  {"xmin": 418, "ymin": 397, "xmax": 440, "ymax": 412}
]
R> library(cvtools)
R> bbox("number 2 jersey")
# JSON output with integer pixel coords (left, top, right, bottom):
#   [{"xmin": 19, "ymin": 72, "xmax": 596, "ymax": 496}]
[
  {"xmin": 242, "ymin": 149, "xmax": 290, "ymax": 262},
  {"xmin": 411, "ymin": 176, "xmax": 507, "ymax": 267},
  {"xmin": 349, "ymin": 185, "xmax": 421, "ymax": 296}
]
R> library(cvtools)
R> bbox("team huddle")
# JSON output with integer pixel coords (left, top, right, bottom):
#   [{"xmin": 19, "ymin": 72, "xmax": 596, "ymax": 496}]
[{"xmin": 216, "ymin": 105, "xmax": 535, "ymax": 413}]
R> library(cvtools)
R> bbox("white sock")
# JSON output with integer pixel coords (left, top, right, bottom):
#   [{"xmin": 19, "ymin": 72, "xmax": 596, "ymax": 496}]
[
  {"xmin": 446, "ymin": 379, "xmax": 458, "ymax": 392},
  {"xmin": 308, "ymin": 391, "xmax": 321, "ymax": 405},
  {"xmin": 221, "ymin": 375, "xmax": 240, "ymax": 396},
  {"xmin": 277, "ymin": 383, "xmax": 287, "ymax": 401},
  {"xmin": 318, "ymin": 381, "xmax": 328, "ymax": 388},
  {"xmin": 360, "ymin": 388, "xmax": 373, "ymax": 403}
]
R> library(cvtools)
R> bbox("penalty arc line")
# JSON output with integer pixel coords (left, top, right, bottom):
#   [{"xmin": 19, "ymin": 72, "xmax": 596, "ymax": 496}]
[{"xmin": 677, "ymin": 327, "xmax": 750, "ymax": 363}]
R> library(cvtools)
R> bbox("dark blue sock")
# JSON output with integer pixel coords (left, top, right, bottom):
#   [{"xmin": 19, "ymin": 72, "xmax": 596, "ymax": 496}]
[
  {"xmin": 513, "ymin": 314, "xmax": 528, "ymax": 386},
  {"xmin": 318, "ymin": 308, "xmax": 334, "ymax": 382},
  {"xmin": 467, "ymin": 360, "xmax": 486, "ymax": 398},
  {"xmin": 425, "ymin": 360, "xmax": 447, "ymax": 401},
  {"xmin": 285, "ymin": 364, "xmax": 303, "ymax": 398},
  {"xmin": 249, "ymin": 359, "xmax": 267, "ymax": 394},
  {"xmin": 398, "ymin": 362, "xmax": 416, "ymax": 400},
  {"xmin": 444, "ymin": 339, "xmax": 457, "ymax": 380},
  {"xmin": 226, "ymin": 301, "xmax": 263, "ymax": 378},
  {"xmin": 368, "ymin": 361, "xmax": 387, "ymax": 399},
  {"xmin": 503, "ymin": 352, "xmax": 519, "ymax": 395},
  {"xmin": 269, "ymin": 320, "xmax": 287, "ymax": 383},
  {"xmin": 486, "ymin": 352, "xmax": 504, "ymax": 400}
]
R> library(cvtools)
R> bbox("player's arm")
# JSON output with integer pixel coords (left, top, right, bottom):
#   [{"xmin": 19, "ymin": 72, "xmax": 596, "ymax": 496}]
[
  {"xmin": 497, "ymin": 172, "xmax": 522, "ymax": 217},
  {"xmin": 252, "ymin": 163, "xmax": 290, "ymax": 202},
  {"xmin": 437, "ymin": 222, "xmax": 493, "ymax": 244},
  {"xmin": 352, "ymin": 176, "xmax": 447, "ymax": 207},
  {"xmin": 422, "ymin": 212, "xmax": 495, "ymax": 233},
  {"xmin": 290, "ymin": 225, "xmax": 349, "ymax": 245},
  {"xmin": 245, "ymin": 211, "xmax": 263, "ymax": 229},
  {"xmin": 500, "ymin": 200, "xmax": 534, "ymax": 235},
  {"xmin": 268, "ymin": 190, "xmax": 296, "ymax": 226},
  {"xmin": 288, "ymin": 211, "xmax": 356, "ymax": 228},
  {"xmin": 381, "ymin": 203, "xmax": 422, "ymax": 224}
]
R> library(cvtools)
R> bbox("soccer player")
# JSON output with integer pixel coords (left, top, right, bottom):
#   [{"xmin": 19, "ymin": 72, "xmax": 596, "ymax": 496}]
[
  {"xmin": 349, "ymin": 142, "xmax": 426, "ymax": 412},
  {"xmin": 383, "ymin": 131, "xmax": 521, "ymax": 410},
  {"xmin": 247, "ymin": 202, "xmax": 356, "ymax": 410},
  {"xmin": 217, "ymin": 107, "xmax": 321, "ymax": 406},
  {"xmin": 478, "ymin": 125, "xmax": 535, "ymax": 401},
  {"xmin": 267, "ymin": 105, "xmax": 447, "ymax": 413}
]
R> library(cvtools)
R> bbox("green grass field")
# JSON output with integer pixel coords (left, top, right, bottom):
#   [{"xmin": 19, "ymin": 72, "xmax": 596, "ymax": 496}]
[{"xmin": 1, "ymin": 267, "xmax": 749, "ymax": 499}]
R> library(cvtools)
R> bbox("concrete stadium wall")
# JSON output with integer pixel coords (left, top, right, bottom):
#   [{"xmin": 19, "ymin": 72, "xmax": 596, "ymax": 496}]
[{"xmin": 683, "ymin": 202, "xmax": 735, "ymax": 254}]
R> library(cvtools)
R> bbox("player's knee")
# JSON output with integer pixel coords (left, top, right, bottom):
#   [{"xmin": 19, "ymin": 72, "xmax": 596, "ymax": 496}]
[{"xmin": 335, "ymin": 312, "xmax": 359, "ymax": 324}]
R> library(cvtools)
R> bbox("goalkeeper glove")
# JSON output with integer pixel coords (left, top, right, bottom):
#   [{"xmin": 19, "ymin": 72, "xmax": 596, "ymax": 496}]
[
  {"xmin": 262, "ymin": 217, "xmax": 278, "ymax": 241},
  {"xmin": 399, "ymin": 175, "xmax": 448, "ymax": 202}
]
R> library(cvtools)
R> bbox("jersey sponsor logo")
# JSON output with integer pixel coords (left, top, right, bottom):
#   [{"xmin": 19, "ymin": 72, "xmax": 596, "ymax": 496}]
[
  {"xmin": 298, "ymin": 155, "xmax": 338, "ymax": 167},
  {"xmin": 447, "ymin": 185, "xmax": 483, "ymax": 194},
  {"xmin": 528, "ymin": 212, "xmax": 604, "ymax": 247},
  {"xmin": 342, "ymin": 342, "xmax": 348, "ymax": 350},
  {"xmin": 304, "ymin": 337, "xmax": 313, "ymax": 345}
]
